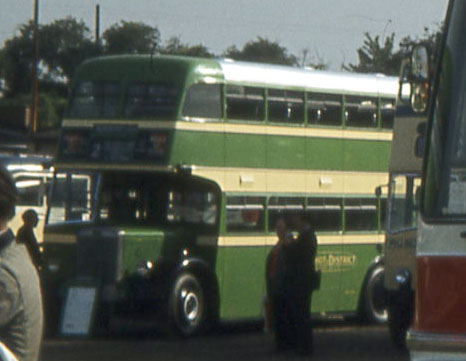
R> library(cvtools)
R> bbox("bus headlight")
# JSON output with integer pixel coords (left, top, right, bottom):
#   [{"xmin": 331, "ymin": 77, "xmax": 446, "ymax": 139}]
[
  {"xmin": 395, "ymin": 269, "xmax": 411, "ymax": 286},
  {"xmin": 47, "ymin": 261, "xmax": 60, "ymax": 273},
  {"xmin": 136, "ymin": 260, "xmax": 155, "ymax": 277}
]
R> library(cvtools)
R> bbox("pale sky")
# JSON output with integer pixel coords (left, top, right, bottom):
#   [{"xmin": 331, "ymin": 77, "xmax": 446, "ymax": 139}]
[{"xmin": 1, "ymin": 0, "xmax": 448, "ymax": 70}]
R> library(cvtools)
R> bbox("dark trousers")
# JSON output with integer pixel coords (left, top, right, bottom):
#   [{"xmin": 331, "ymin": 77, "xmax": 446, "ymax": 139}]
[{"xmin": 273, "ymin": 290, "xmax": 313, "ymax": 354}]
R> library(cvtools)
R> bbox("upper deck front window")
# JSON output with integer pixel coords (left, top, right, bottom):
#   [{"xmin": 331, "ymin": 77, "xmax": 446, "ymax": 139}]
[
  {"xmin": 68, "ymin": 81, "xmax": 120, "ymax": 119},
  {"xmin": 182, "ymin": 84, "xmax": 222, "ymax": 119},
  {"xmin": 124, "ymin": 82, "xmax": 178, "ymax": 119}
]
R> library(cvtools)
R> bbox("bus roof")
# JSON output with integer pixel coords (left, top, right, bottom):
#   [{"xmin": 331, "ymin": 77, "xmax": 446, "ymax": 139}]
[
  {"xmin": 219, "ymin": 59, "xmax": 398, "ymax": 98},
  {"xmin": 74, "ymin": 55, "xmax": 398, "ymax": 98}
]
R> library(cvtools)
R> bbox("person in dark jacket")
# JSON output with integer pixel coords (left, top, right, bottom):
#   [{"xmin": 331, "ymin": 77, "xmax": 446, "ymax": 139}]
[
  {"xmin": 16, "ymin": 209, "xmax": 43, "ymax": 269},
  {"xmin": 277, "ymin": 211, "xmax": 318, "ymax": 356},
  {"xmin": 265, "ymin": 216, "xmax": 293, "ymax": 340},
  {"xmin": 289, "ymin": 212, "xmax": 318, "ymax": 355},
  {"xmin": 0, "ymin": 166, "xmax": 43, "ymax": 361}
]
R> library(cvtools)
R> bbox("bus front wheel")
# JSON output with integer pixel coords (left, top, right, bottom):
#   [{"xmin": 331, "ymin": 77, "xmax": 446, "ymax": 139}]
[
  {"xmin": 362, "ymin": 265, "xmax": 388, "ymax": 323},
  {"xmin": 168, "ymin": 273, "xmax": 206, "ymax": 337}
]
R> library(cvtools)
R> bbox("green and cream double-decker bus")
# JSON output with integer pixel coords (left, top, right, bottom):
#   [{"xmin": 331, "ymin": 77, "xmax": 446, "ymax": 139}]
[{"xmin": 43, "ymin": 55, "xmax": 398, "ymax": 336}]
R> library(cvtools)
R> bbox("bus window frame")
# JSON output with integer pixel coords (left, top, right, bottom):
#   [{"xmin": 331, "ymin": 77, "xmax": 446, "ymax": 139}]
[
  {"xmin": 46, "ymin": 170, "xmax": 100, "ymax": 226},
  {"xmin": 387, "ymin": 173, "xmax": 421, "ymax": 234}
]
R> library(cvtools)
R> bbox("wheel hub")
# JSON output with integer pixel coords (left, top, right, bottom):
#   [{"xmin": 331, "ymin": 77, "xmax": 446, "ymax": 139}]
[{"xmin": 183, "ymin": 291, "xmax": 199, "ymax": 321}]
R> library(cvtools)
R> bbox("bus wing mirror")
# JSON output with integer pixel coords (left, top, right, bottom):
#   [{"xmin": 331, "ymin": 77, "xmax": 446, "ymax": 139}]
[
  {"xmin": 375, "ymin": 184, "xmax": 388, "ymax": 197},
  {"xmin": 410, "ymin": 45, "xmax": 431, "ymax": 113}
]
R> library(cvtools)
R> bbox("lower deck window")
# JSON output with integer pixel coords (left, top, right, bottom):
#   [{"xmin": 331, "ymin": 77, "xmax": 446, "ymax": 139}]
[
  {"xmin": 344, "ymin": 198, "xmax": 378, "ymax": 231},
  {"xmin": 97, "ymin": 174, "xmax": 218, "ymax": 229},
  {"xmin": 306, "ymin": 197, "xmax": 342, "ymax": 232},
  {"xmin": 268, "ymin": 196, "xmax": 305, "ymax": 231},
  {"xmin": 226, "ymin": 196, "xmax": 265, "ymax": 233}
]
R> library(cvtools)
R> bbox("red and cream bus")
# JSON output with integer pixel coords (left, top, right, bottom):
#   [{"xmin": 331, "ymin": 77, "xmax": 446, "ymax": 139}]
[{"xmin": 407, "ymin": 1, "xmax": 466, "ymax": 360}]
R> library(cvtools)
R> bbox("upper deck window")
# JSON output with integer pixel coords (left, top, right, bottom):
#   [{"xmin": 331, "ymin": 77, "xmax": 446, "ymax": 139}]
[
  {"xmin": 182, "ymin": 84, "xmax": 222, "ymax": 119},
  {"xmin": 307, "ymin": 93, "xmax": 342, "ymax": 126},
  {"xmin": 226, "ymin": 86, "xmax": 265, "ymax": 121},
  {"xmin": 380, "ymin": 98, "xmax": 396, "ymax": 129},
  {"xmin": 345, "ymin": 95, "xmax": 378, "ymax": 128},
  {"xmin": 268, "ymin": 90, "xmax": 304, "ymax": 124},
  {"xmin": 124, "ymin": 82, "xmax": 177, "ymax": 119},
  {"xmin": 68, "ymin": 81, "xmax": 120, "ymax": 119}
]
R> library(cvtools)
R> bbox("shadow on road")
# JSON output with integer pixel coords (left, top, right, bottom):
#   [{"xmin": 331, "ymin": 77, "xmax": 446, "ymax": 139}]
[{"xmin": 42, "ymin": 317, "xmax": 409, "ymax": 361}]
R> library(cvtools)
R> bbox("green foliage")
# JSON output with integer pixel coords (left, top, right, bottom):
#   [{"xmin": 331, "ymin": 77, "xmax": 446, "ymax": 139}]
[
  {"xmin": 0, "ymin": 93, "xmax": 66, "ymax": 130},
  {"xmin": 0, "ymin": 18, "xmax": 98, "ymax": 96},
  {"xmin": 343, "ymin": 32, "xmax": 400, "ymax": 75},
  {"xmin": 344, "ymin": 25, "xmax": 443, "ymax": 75},
  {"xmin": 398, "ymin": 26, "xmax": 443, "ymax": 63},
  {"xmin": 0, "ymin": 22, "xmax": 35, "ymax": 96},
  {"xmin": 40, "ymin": 17, "xmax": 101, "ymax": 81},
  {"xmin": 160, "ymin": 37, "xmax": 214, "ymax": 58},
  {"xmin": 37, "ymin": 94, "xmax": 67, "ymax": 129},
  {"xmin": 102, "ymin": 21, "xmax": 160, "ymax": 55},
  {"xmin": 223, "ymin": 37, "xmax": 298, "ymax": 66},
  {"xmin": 298, "ymin": 49, "xmax": 328, "ymax": 70}
]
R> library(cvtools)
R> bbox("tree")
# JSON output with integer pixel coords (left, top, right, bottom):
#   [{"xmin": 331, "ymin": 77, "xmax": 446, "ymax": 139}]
[
  {"xmin": 102, "ymin": 21, "xmax": 160, "ymax": 55},
  {"xmin": 298, "ymin": 48, "xmax": 328, "ymax": 70},
  {"xmin": 160, "ymin": 37, "xmax": 214, "ymax": 58},
  {"xmin": 40, "ymin": 17, "xmax": 100, "ymax": 82},
  {"xmin": 0, "ymin": 22, "xmax": 35, "ymax": 96},
  {"xmin": 344, "ymin": 25, "xmax": 443, "ymax": 75},
  {"xmin": 223, "ymin": 37, "xmax": 298, "ymax": 66},
  {"xmin": 397, "ymin": 26, "xmax": 443, "ymax": 64},
  {"xmin": 0, "ymin": 17, "xmax": 98, "ymax": 97},
  {"xmin": 343, "ymin": 32, "xmax": 400, "ymax": 75}
]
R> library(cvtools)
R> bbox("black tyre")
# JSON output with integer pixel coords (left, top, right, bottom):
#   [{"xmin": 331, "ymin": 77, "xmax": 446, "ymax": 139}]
[
  {"xmin": 168, "ymin": 273, "xmax": 205, "ymax": 337},
  {"xmin": 362, "ymin": 265, "xmax": 388, "ymax": 323}
]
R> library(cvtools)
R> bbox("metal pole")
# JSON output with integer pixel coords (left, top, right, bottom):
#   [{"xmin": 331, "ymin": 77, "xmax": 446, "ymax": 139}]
[
  {"xmin": 31, "ymin": 0, "xmax": 39, "ymax": 134},
  {"xmin": 95, "ymin": 4, "xmax": 100, "ymax": 44}
]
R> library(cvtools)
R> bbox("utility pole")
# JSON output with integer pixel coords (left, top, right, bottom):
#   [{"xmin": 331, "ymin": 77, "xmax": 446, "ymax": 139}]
[
  {"xmin": 31, "ymin": 0, "xmax": 39, "ymax": 134},
  {"xmin": 95, "ymin": 4, "xmax": 100, "ymax": 44}
]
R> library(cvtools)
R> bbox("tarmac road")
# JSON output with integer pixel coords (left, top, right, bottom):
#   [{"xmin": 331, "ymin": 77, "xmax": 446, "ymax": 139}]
[{"xmin": 40, "ymin": 321, "xmax": 409, "ymax": 361}]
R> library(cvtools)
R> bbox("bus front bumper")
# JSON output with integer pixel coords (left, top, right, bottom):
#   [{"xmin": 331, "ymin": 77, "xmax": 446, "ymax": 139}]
[{"xmin": 407, "ymin": 329, "xmax": 466, "ymax": 361}]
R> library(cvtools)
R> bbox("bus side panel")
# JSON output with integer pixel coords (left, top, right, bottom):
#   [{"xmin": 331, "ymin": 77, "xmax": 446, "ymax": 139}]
[
  {"xmin": 306, "ymin": 137, "xmax": 344, "ymax": 171},
  {"xmin": 415, "ymin": 255, "xmax": 466, "ymax": 334},
  {"xmin": 266, "ymin": 133, "xmax": 305, "ymax": 169},
  {"xmin": 344, "ymin": 138, "xmax": 391, "ymax": 172},
  {"xmin": 312, "ymin": 243, "xmax": 343, "ymax": 312},
  {"xmin": 339, "ymin": 242, "xmax": 381, "ymax": 310},
  {"xmin": 171, "ymin": 130, "xmax": 225, "ymax": 167},
  {"xmin": 225, "ymin": 133, "xmax": 266, "ymax": 168},
  {"xmin": 217, "ymin": 244, "xmax": 267, "ymax": 320}
]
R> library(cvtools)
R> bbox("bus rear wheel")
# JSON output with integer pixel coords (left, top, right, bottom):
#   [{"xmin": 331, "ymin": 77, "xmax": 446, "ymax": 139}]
[
  {"xmin": 362, "ymin": 265, "xmax": 388, "ymax": 323},
  {"xmin": 168, "ymin": 273, "xmax": 206, "ymax": 337}
]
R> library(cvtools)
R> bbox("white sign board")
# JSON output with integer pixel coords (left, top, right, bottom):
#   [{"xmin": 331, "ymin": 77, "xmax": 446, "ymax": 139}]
[{"xmin": 60, "ymin": 286, "xmax": 97, "ymax": 336}]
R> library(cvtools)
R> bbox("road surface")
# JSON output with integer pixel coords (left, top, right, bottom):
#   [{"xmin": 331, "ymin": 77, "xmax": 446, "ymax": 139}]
[{"xmin": 41, "ymin": 321, "xmax": 409, "ymax": 361}]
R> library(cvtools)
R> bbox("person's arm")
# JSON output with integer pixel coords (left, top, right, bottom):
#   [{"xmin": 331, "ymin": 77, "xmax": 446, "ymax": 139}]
[{"xmin": 0, "ymin": 270, "xmax": 20, "ymax": 328}]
